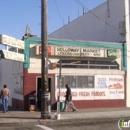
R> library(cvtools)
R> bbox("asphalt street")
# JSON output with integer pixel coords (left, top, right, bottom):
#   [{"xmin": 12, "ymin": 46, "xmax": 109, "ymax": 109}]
[{"xmin": 0, "ymin": 118, "xmax": 127, "ymax": 130}]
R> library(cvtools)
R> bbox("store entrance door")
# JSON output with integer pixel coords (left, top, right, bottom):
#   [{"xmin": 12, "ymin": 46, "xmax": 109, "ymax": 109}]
[{"xmin": 37, "ymin": 77, "xmax": 53, "ymax": 109}]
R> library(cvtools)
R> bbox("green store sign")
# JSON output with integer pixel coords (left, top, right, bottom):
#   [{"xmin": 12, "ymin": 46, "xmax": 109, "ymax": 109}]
[{"xmin": 107, "ymin": 50, "xmax": 117, "ymax": 58}]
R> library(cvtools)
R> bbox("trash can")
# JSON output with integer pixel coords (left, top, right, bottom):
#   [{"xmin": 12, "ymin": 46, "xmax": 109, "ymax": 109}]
[
  {"xmin": 60, "ymin": 101, "xmax": 65, "ymax": 111},
  {"xmin": 28, "ymin": 95, "xmax": 36, "ymax": 111}
]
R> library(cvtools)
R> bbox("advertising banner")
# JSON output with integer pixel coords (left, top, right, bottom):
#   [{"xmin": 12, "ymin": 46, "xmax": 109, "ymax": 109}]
[
  {"xmin": 95, "ymin": 75, "xmax": 124, "ymax": 99},
  {"xmin": 55, "ymin": 75, "xmax": 124, "ymax": 100}
]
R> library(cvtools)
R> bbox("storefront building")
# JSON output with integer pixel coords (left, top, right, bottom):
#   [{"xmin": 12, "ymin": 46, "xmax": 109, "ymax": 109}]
[
  {"xmin": 19, "ymin": 37, "xmax": 126, "ymax": 110},
  {"xmin": 0, "ymin": 36, "xmax": 126, "ymax": 110}
]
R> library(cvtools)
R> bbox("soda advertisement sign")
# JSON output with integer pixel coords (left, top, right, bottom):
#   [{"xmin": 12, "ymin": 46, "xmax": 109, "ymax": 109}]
[{"xmin": 107, "ymin": 50, "xmax": 117, "ymax": 58}]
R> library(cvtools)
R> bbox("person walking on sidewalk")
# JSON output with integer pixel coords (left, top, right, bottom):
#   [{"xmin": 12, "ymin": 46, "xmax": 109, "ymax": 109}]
[
  {"xmin": 0, "ymin": 85, "xmax": 10, "ymax": 113},
  {"xmin": 63, "ymin": 84, "xmax": 77, "ymax": 112}
]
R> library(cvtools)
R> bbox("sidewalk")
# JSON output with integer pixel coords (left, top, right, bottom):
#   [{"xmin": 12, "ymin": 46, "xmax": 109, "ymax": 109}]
[{"xmin": 0, "ymin": 104, "xmax": 130, "ymax": 126}]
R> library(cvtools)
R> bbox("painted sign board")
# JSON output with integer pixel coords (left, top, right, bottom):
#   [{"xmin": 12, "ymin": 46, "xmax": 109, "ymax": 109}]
[
  {"xmin": 36, "ymin": 45, "xmax": 107, "ymax": 58},
  {"xmin": 35, "ymin": 45, "xmax": 119, "ymax": 59},
  {"xmin": 0, "ymin": 34, "xmax": 25, "ymax": 49},
  {"xmin": 55, "ymin": 75, "xmax": 124, "ymax": 100},
  {"xmin": 95, "ymin": 75, "xmax": 124, "ymax": 99},
  {"xmin": 0, "ymin": 50, "xmax": 24, "ymax": 62}
]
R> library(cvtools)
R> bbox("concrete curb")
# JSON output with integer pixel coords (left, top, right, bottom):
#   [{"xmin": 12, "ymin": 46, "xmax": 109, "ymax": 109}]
[
  {"xmin": 0, "ymin": 119, "xmax": 57, "ymax": 127},
  {"xmin": 0, "ymin": 116, "xmax": 130, "ymax": 127}
]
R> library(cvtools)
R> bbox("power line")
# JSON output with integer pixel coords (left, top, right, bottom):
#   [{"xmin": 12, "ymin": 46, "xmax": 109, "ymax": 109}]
[
  {"xmin": 53, "ymin": 0, "xmax": 77, "ymax": 41},
  {"xmin": 54, "ymin": 0, "xmax": 123, "ymax": 43},
  {"xmin": 103, "ymin": 8, "xmax": 108, "ymax": 41}
]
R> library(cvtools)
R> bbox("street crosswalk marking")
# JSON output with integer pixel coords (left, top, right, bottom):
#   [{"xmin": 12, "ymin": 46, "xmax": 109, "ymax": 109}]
[{"xmin": 35, "ymin": 125, "xmax": 54, "ymax": 130}]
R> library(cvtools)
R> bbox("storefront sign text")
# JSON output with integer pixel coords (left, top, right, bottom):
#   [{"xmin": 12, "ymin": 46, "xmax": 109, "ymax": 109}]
[
  {"xmin": 0, "ymin": 35, "xmax": 25, "ymax": 49},
  {"xmin": 0, "ymin": 50, "xmax": 24, "ymax": 62},
  {"xmin": 81, "ymin": 48, "xmax": 104, "ymax": 57},
  {"xmin": 55, "ymin": 47, "xmax": 80, "ymax": 57},
  {"xmin": 36, "ymin": 45, "xmax": 119, "ymax": 59}
]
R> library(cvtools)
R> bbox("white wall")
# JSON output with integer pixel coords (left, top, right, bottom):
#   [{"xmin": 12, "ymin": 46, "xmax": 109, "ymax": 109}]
[
  {"xmin": 49, "ymin": 0, "xmax": 125, "ymax": 43},
  {"xmin": 0, "ymin": 59, "xmax": 23, "ymax": 106}
]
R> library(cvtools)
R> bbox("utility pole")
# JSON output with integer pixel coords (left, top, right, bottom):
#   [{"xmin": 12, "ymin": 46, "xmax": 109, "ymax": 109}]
[
  {"xmin": 57, "ymin": 61, "xmax": 62, "ymax": 118},
  {"xmin": 41, "ymin": 0, "xmax": 50, "ymax": 119}
]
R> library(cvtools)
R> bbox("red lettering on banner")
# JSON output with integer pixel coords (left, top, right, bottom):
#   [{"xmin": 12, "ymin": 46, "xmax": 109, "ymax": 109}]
[
  {"xmin": 91, "ymin": 91, "xmax": 105, "ymax": 96},
  {"xmin": 57, "ymin": 92, "xmax": 66, "ymax": 97},
  {"xmin": 72, "ymin": 92, "xmax": 77, "ymax": 97},
  {"xmin": 109, "ymin": 78, "xmax": 123, "ymax": 82},
  {"xmin": 79, "ymin": 92, "xmax": 90, "ymax": 96},
  {"xmin": 57, "ymin": 92, "xmax": 78, "ymax": 97}
]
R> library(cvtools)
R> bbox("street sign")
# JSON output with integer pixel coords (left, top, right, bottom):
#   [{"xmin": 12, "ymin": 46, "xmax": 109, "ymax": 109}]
[
  {"xmin": 0, "ymin": 34, "xmax": 25, "ymax": 49},
  {"xmin": 0, "ymin": 50, "xmax": 24, "ymax": 62}
]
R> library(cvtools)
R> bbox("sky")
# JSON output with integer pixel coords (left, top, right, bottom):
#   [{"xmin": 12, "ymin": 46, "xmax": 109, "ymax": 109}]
[{"xmin": 0, "ymin": 0, "xmax": 106, "ymax": 40}]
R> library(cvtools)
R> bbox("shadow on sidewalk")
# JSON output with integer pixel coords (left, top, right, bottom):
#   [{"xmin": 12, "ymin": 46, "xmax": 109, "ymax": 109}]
[
  {"xmin": 0, "ymin": 115, "xmax": 40, "ymax": 120},
  {"xmin": 0, "ymin": 104, "xmax": 22, "ymax": 111}
]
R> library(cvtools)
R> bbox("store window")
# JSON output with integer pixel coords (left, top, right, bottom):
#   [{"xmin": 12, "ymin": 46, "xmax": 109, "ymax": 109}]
[
  {"xmin": 57, "ymin": 60, "xmax": 119, "ymax": 70},
  {"xmin": 57, "ymin": 75, "xmax": 94, "ymax": 88},
  {"xmin": 88, "ymin": 76, "xmax": 94, "ymax": 88}
]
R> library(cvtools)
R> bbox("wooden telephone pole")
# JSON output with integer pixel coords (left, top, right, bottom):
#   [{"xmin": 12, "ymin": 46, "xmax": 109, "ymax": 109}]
[{"xmin": 41, "ymin": 0, "xmax": 50, "ymax": 119}]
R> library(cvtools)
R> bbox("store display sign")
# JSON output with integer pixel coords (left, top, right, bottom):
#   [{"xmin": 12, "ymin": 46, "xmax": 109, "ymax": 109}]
[
  {"xmin": 0, "ymin": 50, "xmax": 24, "ymax": 62},
  {"xmin": 0, "ymin": 34, "xmax": 25, "ymax": 49},
  {"xmin": 81, "ymin": 48, "xmax": 104, "ymax": 57},
  {"xmin": 55, "ymin": 46, "xmax": 80, "ymax": 57},
  {"xmin": 107, "ymin": 50, "xmax": 117, "ymax": 58}
]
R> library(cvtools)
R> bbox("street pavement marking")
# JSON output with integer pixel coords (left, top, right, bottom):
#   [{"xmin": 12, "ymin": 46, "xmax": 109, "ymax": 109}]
[{"xmin": 35, "ymin": 125, "xmax": 54, "ymax": 130}]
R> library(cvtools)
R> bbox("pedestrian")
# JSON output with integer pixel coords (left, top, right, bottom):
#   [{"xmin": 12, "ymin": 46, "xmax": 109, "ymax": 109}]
[
  {"xmin": 37, "ymin": 88, "xmax": 41, "ymax": 111},
  {"xmin": 62, "ymin": 84, "xmax": 77, "ymax": 112},
  {"xmin": 0, "ymin": 85, "xmax": 10, "ymax": 113}
]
